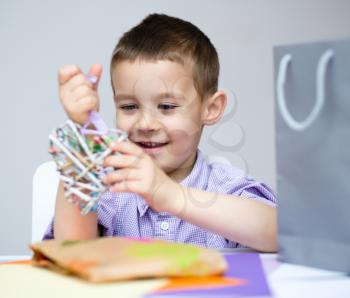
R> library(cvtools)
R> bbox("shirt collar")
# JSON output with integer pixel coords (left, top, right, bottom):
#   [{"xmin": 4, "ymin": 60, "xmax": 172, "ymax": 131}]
[{"xmin": 136, "ymin": 149, "xmax": 209, "ymax": 217}]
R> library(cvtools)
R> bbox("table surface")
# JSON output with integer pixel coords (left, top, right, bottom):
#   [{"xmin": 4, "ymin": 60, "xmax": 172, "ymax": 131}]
[
  {"xmin": 1, "ymin": 251, "xmax": 350, "ymax": 298},
  {"xmin": 259, "ymin": 253, "xmax": 350, "ymax": 298}
]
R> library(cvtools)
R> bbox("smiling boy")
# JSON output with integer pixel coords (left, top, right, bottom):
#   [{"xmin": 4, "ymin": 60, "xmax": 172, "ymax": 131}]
[{"xmin": 45, "ymin": 14, "xmax": 277, "ymax": 252}]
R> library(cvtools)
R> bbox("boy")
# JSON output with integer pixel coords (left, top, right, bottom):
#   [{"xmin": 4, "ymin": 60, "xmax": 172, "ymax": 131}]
[{"xmin": 44, "ymin": 14, "xmax": 277, "ymax": 252}]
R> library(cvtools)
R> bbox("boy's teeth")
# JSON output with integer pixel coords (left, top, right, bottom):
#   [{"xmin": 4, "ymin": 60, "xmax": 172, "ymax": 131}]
[{"xmin": 139, "ymin": 142, "xmax": 165, "ymax": 148}]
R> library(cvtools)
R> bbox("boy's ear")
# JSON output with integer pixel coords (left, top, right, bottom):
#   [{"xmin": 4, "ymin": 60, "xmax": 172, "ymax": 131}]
[{"xmin": 201, "ymin": 91, "xmax": 227, "ymax": 125}]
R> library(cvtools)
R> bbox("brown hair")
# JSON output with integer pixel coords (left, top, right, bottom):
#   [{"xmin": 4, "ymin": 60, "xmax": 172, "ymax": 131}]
[{"xmin": 110, "ymin": 13, "xmax": 219, "ymax": 99}]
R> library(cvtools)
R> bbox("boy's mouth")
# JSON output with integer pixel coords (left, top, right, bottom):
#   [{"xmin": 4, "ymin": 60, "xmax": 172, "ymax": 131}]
[
  {"xmin": 136, "ymin": 141, "xmax": 169, "ymax": 149},
  {"xmin": 133, "ymin": 141, "xmax": 169, "ymax": 155}
]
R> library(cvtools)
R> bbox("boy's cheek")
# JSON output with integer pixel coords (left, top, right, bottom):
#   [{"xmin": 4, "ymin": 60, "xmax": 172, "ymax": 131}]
[{"xmin": 116, "ymin": 116, "xmax": 133, "ymax": 132}]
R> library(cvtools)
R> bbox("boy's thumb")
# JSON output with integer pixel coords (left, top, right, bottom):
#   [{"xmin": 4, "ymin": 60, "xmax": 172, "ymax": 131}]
[{"xmin": 87, "ymin": 64, "xmax": 103, "ymax": 88}]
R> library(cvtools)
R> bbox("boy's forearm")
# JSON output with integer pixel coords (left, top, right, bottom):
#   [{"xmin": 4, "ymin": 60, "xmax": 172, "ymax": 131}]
[
  {"xmin": 54, "ymin": 182, "xmax": 98, "ymax": 240},
  {"xmin": 163, "ymin": 184, "xmax": 277, "ymax": 252}
]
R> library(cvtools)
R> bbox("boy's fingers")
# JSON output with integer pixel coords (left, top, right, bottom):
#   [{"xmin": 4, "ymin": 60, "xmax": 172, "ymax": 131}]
[
  {"xmin": 58, "ymin": 64, "xmax": 81, "ymax": 85},
  {"xmin": 88, "ymin": 63, "xmax": 103, "ymax": 77},
  {"xmin": 87, "ymin": 64, "xmax": 103, "ymax": 88},
  {"xmin": 109, "ymin": 180, "xmax": 136, "ymax": 193},
  {"xmin": 70, "ymin": 82, "xmax": 94, "ymax": 100},
  {"xmin": 63, "ymin": 74, "xmax": 92, "ymax": 95},
  {"xmin": 103, "ymin": 168, "xmax": 138, "ymax": 185},
  {"xmin": 110, "ymin": 141, "xmax": 144, "ymax": 157},
  {"xmin": 75, "ymin": 95, "xmax": 97, "ymax": 112},
  {"xmin": 104, "ymin": 153, "xmax": 142, "ymax": 169}
]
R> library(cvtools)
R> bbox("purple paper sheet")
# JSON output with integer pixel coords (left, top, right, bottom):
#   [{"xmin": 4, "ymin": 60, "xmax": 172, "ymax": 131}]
[{"xmin": 147, "ymin": 253, "xmax": 272, "ymax": 297}]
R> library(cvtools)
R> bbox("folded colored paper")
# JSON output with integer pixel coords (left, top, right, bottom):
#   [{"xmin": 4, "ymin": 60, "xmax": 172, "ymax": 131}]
[{"xmin": 30, "ymin": 237, "xmax": 227, "ymax": 283}]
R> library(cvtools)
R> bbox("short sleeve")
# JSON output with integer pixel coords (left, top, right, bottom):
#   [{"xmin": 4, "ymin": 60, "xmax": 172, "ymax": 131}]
[
  {"xmin": 42, "ymin": 219, "xmax": 54, "ymax": 240},
  {"xmin": 97, "ymin": 191, "xmax": 119, "ymax": 236},
  {"xmin": 231, "ymin": 177, "xmax": 277, "ymax": 207},
  {"xmin": 208, "ymin": 162, "xmax": 277, "ymax": 206},
  {"xmin": 207, "ymin": 162, "xmax": 277, "ymax": 248}
]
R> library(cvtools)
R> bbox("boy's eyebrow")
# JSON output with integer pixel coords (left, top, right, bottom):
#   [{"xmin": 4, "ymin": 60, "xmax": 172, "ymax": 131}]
[
  {"xmin": 155, "ymin": 92, "xmax": 185, "ymax": 101},
  {"xmin": 114, "ymin": 92, "xmax": 185, "ymax": 101},
  {"xmin": 114, "ymin": 94, "xmax": 137, "ymax": 101}
]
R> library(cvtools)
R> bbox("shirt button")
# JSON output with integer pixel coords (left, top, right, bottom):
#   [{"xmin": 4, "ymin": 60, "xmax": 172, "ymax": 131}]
[{"xmin": 160, "ymin": 221, "xmax": 170, "ymax": 231}]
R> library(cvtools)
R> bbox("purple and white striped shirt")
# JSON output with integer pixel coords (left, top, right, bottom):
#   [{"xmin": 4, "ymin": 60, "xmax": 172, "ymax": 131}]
[{"xmin": 43, "ymin": 150, "xmax": 277, "ymax": 248}]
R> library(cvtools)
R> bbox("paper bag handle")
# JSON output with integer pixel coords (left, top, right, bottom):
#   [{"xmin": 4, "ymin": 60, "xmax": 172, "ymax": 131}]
[{"xmin": 277, "ymin": 49, "xmax": 334, "ymax": 131}]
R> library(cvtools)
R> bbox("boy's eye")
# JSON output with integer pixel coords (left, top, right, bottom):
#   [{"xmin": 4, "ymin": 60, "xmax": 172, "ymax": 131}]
[
  {"xmin": 158, "ymin": 104, "xmax": 178, "ymax": 110},
  {"xmin": 120, "ymin": 104, "xmax": 138, "ymax": 111}
]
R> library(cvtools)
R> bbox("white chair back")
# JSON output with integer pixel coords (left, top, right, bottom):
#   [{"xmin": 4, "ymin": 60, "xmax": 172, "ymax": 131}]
[{"xmin": 31, "ymin": 161, "xmax": 59, "ymax": 243}]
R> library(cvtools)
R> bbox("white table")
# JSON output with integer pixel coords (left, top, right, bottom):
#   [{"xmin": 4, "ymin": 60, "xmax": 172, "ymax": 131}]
[
  {"xmin": 1, "ymin": 253, "xmax": 350, "ymax": 297},
  {"xmin": 261, "ymin": 253, "xmax": 350, "ymax": 298}
]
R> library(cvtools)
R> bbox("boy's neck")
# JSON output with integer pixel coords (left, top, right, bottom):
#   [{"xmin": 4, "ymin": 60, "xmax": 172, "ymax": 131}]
[{"xmin": 167, "ymin": 151, "xmax": 197, "ymax": 183}]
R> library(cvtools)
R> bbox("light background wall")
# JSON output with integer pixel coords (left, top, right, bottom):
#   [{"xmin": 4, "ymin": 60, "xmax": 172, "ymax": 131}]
[{"xmin": 1, "ymin": 0, "xmax": 349, "ymax": 254}]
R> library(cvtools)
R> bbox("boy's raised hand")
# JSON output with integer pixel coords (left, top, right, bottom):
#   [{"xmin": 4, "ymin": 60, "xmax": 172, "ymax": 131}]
[
  {"xmin": 102, "ymin": 141, "xmax": 178, "ymax": 213},
  {"xmin": 58, "ymin": 64, "xmax": 102, "ymax": 124}
]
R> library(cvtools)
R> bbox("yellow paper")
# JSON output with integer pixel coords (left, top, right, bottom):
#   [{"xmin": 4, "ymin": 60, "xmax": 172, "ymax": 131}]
[{"xmin": 0, "ymin": 264, "xmax": 166, "ymax": 298}]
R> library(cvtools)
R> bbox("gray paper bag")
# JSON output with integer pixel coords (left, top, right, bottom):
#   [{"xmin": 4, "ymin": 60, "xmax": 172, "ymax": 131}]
[{"xmin": 274, "ymin": 39, "xmax": 350, "ymax": 272}]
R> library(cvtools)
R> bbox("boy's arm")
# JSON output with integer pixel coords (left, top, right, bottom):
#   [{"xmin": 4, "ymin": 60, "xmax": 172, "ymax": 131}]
[
  {"xmin": 104, "ymin": 141, "xmax": 277, "ymax": 252},
  {"xmin": 54, "ymin": 182, "xmax": 98, "ymax": 240},
  {"xmin": 164, "ymin": 184, "xmax": 277, "ymax": 252},
  {"xmin": 52, "ymin": 64, "xmax": 103, "ymax": 240}
]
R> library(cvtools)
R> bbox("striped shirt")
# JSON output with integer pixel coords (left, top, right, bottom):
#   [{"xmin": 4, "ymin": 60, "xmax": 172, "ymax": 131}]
[{"xmin": 43, "ymin": 150, "xmax": 277, "ymax": 248}]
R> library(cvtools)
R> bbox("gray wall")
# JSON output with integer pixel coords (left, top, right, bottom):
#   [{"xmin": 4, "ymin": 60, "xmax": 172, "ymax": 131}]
[{"xmin": 1, "ymin": 0, "xmax": 349, "ymax": 254}]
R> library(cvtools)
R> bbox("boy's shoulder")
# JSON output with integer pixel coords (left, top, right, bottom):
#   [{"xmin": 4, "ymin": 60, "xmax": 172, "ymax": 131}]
[
  {"xmin": 203, "ymin": 154, "xmax": 277, "ymax": 204},
  {"xmin": 205, "ymin": 155, "xmax": 247, "ymax": 181},
  {"xmin": 200, "ymin": 154, "xmax": 253, "ymax": 193}
]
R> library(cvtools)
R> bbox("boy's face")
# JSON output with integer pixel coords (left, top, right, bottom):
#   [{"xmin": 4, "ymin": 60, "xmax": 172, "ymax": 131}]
[{"xmin": 111, "ymin": 59, "xmax": 205, "ymax": 179}]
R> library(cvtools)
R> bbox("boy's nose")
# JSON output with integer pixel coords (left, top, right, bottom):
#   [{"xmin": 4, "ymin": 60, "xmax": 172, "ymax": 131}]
[{"xmin": 136, "ymin": 111, "xmax": 161, "ymax": 132}]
